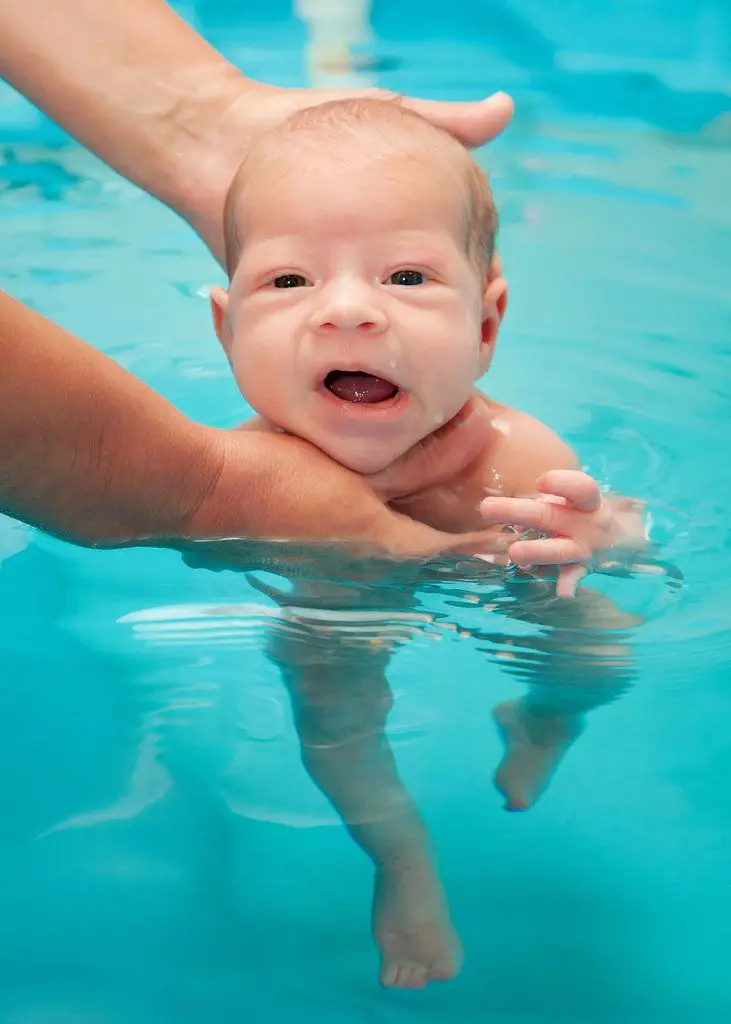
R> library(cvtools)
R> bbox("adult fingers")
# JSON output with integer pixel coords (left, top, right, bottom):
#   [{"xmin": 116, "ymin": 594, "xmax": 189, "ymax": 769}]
[
  {"xmin": 292, "ymin": 88, "xmax": 514, "ymax": 148},
  {"xmin": 400, "ymin": 92, "xmax": 514, "ymax": 147}
]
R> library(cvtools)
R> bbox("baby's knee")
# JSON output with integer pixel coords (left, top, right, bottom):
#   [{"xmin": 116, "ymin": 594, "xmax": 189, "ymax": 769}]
[{"xmin": 296, "ymin": 680, "xmax": 394, "ymax": 749}]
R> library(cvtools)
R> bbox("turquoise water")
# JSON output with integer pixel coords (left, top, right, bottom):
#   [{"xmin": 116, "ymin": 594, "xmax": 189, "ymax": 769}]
[{"xmin": 2, "ymin": 1, "xmax": 731, "ymax": 1020}]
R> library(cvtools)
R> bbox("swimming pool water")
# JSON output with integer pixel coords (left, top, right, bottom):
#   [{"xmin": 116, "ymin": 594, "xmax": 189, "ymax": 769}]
[{"xmin": 1, "ymin": 1, "xmax": 731, "ymax": 1020}]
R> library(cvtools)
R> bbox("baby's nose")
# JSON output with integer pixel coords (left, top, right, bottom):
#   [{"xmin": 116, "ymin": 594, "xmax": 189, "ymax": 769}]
[{"xmin": 311, "ymin": 285, "xmax": 387, "ymax": 334}]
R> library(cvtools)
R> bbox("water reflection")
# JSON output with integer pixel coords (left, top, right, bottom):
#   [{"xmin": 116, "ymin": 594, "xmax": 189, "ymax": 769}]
[
  {"xmin": 0, "ymin": 513, "xmax": 32, "ymax": 571},
  {"xmin": 0, "ymin": 145, "xmax": 82, "ymax": 201}
]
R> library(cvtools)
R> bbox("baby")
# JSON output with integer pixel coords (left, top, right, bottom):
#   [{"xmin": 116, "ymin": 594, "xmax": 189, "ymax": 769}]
[{"xmin": 209, "ymin": 99, "xmax": 645, "ymax": 988}]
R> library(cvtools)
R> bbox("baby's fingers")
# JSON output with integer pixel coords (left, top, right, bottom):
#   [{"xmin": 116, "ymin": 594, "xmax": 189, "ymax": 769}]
[
  {"xmin": 508, "ymin": 536, "xmax": 588, "ymax": 568},
  {"xmin": 480, "ymin": 495, "xmax": 581, "ymax": 537},
  {"xmin": 536, "ymin": 470, "xmax": 602, "ymax": 512}
]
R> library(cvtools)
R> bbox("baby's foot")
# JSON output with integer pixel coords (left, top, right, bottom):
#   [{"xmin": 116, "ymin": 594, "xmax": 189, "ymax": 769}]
[
  {"xmin": 493, "ymin": 700, "xmax": 584, "ymax": 811},
  {"xmin": 373, "ymin": 858, "xmax": 462, "ymax": 989}
]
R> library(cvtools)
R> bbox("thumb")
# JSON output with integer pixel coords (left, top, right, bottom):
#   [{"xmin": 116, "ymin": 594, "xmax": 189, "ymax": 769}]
[
  {"xmin": 401, "ymin": 92, "xmax": 514, "ymax": 148},
  {"xmin": 377, "ymin": 505, "xmax": 512, "ymax": 562}
]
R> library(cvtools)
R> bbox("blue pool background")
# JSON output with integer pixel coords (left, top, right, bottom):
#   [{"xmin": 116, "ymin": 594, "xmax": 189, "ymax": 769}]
[{"xmin": 1, "ymin": 1, "xmax": 731, "ymax": 1020}]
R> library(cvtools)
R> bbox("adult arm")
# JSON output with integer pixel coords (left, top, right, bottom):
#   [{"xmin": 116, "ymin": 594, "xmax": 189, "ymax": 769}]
[
  {"xmin": 0, "ymin": 0, "xmax": 513, "ymax": 264},
  {"xmin": 0, "ymin": 290, "xmax": 223, "ymax": 544}
]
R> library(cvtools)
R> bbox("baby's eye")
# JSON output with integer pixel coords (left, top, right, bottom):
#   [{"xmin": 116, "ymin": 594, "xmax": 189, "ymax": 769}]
[
  {"xmin": 272, "ymin": 273, "xmax": 308, "ymax": 288},
  {"xmin": 388, "ymin": 269, "xmax": 426, "ymax": 287}
]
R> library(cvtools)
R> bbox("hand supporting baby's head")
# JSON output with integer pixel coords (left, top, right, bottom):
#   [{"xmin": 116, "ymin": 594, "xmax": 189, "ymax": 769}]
[
  {"xmin": 223, "ymin": 97, "xmax": 499, "ymax": 280},
  {"xmin": 211, "ymin": 97, "xmax": 507, "ymax": 475}
]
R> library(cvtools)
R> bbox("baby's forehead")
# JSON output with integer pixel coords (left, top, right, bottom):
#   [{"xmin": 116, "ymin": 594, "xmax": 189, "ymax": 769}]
[
  {"xmin": 232, "ymin": 118, "xmax": 473, "ymax": 209},
  {"xmin": 223, "ymin": 101, "xmax": 496, "ymax": 275}
]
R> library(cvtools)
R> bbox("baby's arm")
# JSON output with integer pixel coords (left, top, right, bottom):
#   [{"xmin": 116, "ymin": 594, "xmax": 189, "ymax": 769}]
[
  {"xmin": 391, "ymin": 397, "xmax": 648, "ymax": 595},
  {"xmin": 482, "ymin": 407, "xmax": 648, "ymax": 595},
  {"xmin": 463, "ymin": 406, "xmax": 645, "ymax": 807},
  {"xmin": 390, "ymin": 399, "xmax": 578, "ymax": 533}
]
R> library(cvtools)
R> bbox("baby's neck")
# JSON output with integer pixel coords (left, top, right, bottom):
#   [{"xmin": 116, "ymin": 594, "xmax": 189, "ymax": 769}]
[{"xmin": 248, "ymin": 392, "xmax": 493, "ymax": 488}]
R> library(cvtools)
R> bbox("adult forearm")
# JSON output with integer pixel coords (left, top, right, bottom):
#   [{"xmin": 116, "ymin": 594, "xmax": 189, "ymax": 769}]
[
  {"xmin": 0, "ymin": 291, "xmax": 224, "ymax": 545},
  {"xmin": 0, "ymin": 0, "xmax": 248, "ymax": 243}
]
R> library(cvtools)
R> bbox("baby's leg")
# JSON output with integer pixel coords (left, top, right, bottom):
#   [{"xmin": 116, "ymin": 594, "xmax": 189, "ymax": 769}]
[
  {"xmin": 267, "ymin": 623, "xmax": 461, "ymax": 988},
  {"xmin": 476, "ymin": 579, "xmax": 641, "ymax": 810}
]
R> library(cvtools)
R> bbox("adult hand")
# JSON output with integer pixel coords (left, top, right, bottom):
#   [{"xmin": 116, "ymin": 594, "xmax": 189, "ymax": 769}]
[
  {"xmin": 0, "ymin": 1, "xmax": 513, "ymax": 266},
  {"xmin": 177, "ymin": 400, "xmax": 514, "ymax": 572},
  {"xmin": 179, "ymin": 85, "xmax": 514, "ymax": 262}
]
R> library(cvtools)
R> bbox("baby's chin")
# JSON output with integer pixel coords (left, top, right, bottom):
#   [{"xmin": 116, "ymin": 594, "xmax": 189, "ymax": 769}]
[{"xmin": 316, "ymin": 437, "xmax": 413, "ymax": 477}]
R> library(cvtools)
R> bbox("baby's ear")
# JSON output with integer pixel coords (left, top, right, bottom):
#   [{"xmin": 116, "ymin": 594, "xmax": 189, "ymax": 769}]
[
  {"xmin": 478, "ymin": 264, "xmax": 508, "ymax": 373},
  {"xmin": 209, "ymin": 286, "xmax": 233, "ymax": 361}
]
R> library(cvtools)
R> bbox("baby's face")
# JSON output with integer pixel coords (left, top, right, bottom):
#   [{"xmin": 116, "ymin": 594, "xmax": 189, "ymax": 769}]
[{"xmin": 213, "ymin": 147, "xmax": 501, "ymax": 474}]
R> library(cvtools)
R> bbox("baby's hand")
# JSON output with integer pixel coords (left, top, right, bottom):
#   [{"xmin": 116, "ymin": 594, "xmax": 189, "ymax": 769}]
[{"xmin": 479, "ymin": 470, "xmax": 647, "ymax": 598}]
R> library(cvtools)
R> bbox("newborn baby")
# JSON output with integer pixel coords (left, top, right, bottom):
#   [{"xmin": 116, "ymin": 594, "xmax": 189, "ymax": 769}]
[{"xmin": 210, "ymin": 98, "xmax": 645, "ymax": 988}]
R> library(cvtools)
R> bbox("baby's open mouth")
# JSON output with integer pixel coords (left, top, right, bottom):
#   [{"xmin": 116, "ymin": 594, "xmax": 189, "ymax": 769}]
[{"xmin": 324, "ymin": 370, "xmax": 399, "ymax": 404}]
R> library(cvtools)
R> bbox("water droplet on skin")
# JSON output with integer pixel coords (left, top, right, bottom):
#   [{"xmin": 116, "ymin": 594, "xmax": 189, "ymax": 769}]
[{"xmin": 491, "ymin": 417, "xmax": 511, "ymax": 435}]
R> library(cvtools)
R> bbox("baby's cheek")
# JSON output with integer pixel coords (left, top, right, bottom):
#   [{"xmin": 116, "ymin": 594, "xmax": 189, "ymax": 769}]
[
  {"xmin": 421, "ymin": 343, "xmax": 478, "ymax": 416},
  {"xmin": 232, "ymin": 342, "xmax": 288, "ymax": 417}
]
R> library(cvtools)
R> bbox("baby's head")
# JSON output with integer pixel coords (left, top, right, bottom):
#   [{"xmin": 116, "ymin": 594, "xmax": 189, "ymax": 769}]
[{"xmin": 211, "ymin": 98, "xmax": 507, "ymax": 474}]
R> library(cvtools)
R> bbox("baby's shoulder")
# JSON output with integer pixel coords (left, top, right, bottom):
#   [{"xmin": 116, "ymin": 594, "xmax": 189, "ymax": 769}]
[{"xmin": 473, "ymin": 396, "xmax": 578, "ymax": 496}]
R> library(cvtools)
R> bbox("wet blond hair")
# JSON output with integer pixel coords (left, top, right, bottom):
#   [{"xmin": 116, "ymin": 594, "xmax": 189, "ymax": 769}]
[{"xmin": 223, "ymin": 97, "xmax": 498, "ymax": 280}]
